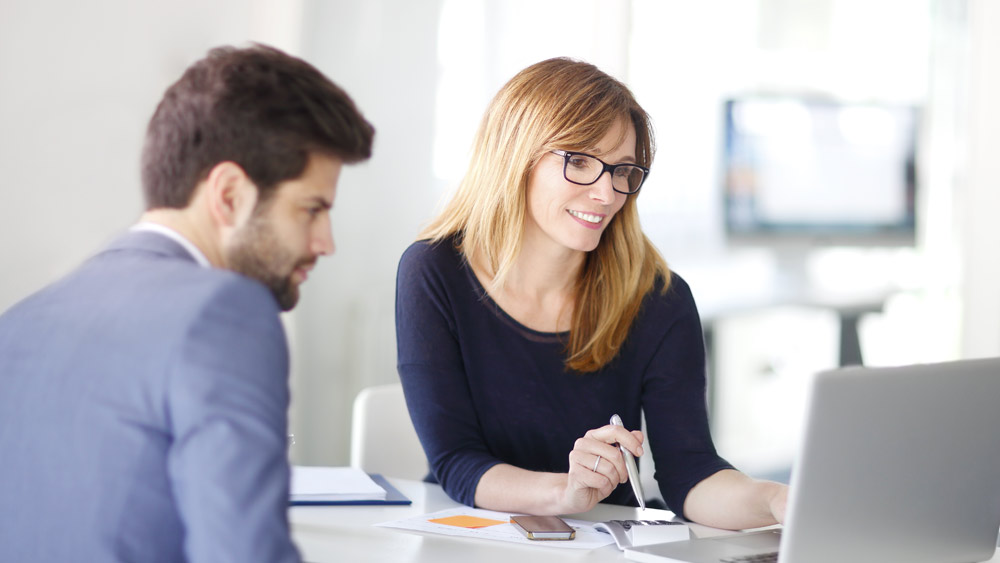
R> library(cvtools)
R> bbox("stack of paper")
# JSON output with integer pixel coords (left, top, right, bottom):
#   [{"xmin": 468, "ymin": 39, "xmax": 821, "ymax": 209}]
[{"xmin": 291, "ymin": 466, "xmax": 387, "ymax": 503}]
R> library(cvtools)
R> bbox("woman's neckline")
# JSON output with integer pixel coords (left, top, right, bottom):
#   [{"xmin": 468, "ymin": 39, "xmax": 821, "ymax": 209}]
[{"xmin": 461, "ymin": 259, "xmax": 570, "ymax": 341}]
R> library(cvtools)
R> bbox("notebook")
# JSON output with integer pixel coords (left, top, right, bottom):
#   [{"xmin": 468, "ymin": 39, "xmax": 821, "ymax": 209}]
[
  {"xmin": 289, "ymin": 466, "xmax": 412, "ymax": 506},
  {"xmin": 626, "ymin": 357, "xmax": 1000, "ymax": 563}
]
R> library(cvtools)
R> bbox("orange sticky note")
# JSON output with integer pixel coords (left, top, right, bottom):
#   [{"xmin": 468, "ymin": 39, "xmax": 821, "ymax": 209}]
[{"xmin": 428, "ymin": 515, "xmax": 507, "ymax": 529}]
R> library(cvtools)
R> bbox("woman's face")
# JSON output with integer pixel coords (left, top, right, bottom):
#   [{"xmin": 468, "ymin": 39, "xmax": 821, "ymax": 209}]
[{"xmin": 524, "ymin": 118, "xmax": 634, "ymax": 255}]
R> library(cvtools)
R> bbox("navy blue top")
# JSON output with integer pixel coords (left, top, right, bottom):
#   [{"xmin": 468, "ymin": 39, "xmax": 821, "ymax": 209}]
[{"xmin": 395, "ymin": 238, "xmax": 733, "ymax": 516}]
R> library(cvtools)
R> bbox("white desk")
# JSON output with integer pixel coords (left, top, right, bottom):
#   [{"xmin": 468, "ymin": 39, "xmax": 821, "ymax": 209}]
[
  {"xmin": 290, "ymin": 478, "xmax": 678, "ymax": 562},
  {"xmin": 288, "ymin": 478, "xmax": 1000, "ymax": 563}
]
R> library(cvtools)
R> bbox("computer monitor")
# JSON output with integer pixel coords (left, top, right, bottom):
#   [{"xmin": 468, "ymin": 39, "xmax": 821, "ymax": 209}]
[{"xmin": 722, "ymin": 95, "xmax": 919, "ymax": 249}]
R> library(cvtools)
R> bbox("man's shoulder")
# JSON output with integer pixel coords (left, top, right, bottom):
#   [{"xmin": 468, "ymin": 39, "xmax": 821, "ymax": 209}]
[
  {"xmin": 0, "ymin": 239, "xmax": 281, "ymax": 349},
  {"xmin": 93, "ymin": 234, "xmax": 280, "ymax": 317},
  {"xmin": 138, "ymin": 265, "xmax": 284, "ymax": 352}
]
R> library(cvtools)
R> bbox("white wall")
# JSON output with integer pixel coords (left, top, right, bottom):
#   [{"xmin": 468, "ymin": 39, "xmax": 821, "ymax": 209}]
[
  {"xmin": 961, "ymin": 0, "xmax": 1000, "ymax": 358},
  {"xmin": 0, "ymin": 0, "xmax": 306, "ymax": 306},
  {"xmin": 285, "ymin": 0, "xmax": 446, "ymax": 465}
]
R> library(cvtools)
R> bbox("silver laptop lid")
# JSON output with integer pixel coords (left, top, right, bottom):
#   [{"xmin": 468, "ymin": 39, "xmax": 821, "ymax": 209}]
[{"xmin": 780, "ymin": 358, "xmax": 1000, "ymax": 563}]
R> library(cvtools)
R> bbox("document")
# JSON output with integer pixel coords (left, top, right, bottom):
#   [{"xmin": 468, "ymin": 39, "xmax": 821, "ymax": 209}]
[
  {"xmin": 376, "ymin": 507, "xmax": 616, "ymax": 550},
  {"xmin": 291, "ymin": 466, "xmax": 386, "ymax": 502}
]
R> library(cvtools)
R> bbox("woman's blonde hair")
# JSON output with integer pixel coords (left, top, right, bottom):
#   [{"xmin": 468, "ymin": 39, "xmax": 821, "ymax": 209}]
[{"xmin": 421, "ymin": 57, "xmax": 670, "ymax": 372}]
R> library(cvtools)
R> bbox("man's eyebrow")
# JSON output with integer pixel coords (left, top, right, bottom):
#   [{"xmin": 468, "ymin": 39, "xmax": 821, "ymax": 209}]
[{"xmin": 306, "ymin": 196, "xmax": 333, "ymax": 209}]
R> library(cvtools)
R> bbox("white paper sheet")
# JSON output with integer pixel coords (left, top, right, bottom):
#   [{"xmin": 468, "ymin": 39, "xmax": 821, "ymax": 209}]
[
  {"xmin": 376, "ymin": 507, "xmax": 615, "ymax": 550},
  {"xmin": 291, "ymin": 466, "xmax": 386, "ymax": 502}
]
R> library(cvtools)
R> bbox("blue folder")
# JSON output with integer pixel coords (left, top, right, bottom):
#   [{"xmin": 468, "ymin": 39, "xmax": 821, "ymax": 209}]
[{"xmin": 290, "ymin": 473, "xmax": 412, "ymax": 506}]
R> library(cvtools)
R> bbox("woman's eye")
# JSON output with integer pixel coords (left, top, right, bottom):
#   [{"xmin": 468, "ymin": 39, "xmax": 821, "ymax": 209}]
[{"xmin": 568, "ymin": 156, "xmax": 589, "ymax": 169}]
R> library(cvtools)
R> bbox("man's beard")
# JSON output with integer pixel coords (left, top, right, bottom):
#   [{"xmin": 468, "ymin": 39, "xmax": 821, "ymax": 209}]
[{"xmin": 226, "ymin": 214, "xmax": 312, "ymax": 311}]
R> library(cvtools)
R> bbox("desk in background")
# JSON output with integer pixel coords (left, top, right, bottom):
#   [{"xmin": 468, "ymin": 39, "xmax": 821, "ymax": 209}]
[{"xmin": 289, "ymin": 478, "xmax": 1000, "ymax": 563}]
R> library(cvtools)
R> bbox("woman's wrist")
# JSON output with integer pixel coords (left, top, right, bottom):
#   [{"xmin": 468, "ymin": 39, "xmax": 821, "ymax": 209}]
[
  {"xmin": 547, "ymin": 472, "xmax": 574, "ymax": 514},
  {"xmin": 476, "ymin": 465, "xmax": 575, "ymax": 515}
]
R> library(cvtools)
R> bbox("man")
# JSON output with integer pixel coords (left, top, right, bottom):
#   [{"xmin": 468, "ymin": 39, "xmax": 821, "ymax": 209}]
[{"xmin": 0, "ymin": 45, "xmax": 374, "ymax": 562}]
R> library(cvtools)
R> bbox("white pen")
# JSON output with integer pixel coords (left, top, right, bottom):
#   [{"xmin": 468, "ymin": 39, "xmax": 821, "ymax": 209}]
[{"xmin": 610, "ymin": 414, "xmax": 646, "ymax": 510}]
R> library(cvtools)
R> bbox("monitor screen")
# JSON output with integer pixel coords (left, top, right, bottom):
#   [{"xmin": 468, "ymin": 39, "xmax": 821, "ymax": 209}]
[{"xmin": 722, "ymin": 95, "xmax": 918, "ymax": 247}]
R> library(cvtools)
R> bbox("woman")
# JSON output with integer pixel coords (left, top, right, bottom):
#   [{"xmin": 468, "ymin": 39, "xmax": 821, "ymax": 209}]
[{"xmin": 395, "ymin": 57, "xmax": 786, "ymax": 529}]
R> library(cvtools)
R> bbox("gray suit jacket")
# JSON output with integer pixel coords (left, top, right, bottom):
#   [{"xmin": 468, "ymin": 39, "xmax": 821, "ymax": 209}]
[{"xmin": 0, "ymin": 231, "xmax": 300, "ymax": 562}]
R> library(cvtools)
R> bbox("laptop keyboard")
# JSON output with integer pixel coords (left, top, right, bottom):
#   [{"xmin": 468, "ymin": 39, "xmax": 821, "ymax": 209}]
[{"xmin": 720, "ymin": 553, "xmax": 778, "ymax": 563}]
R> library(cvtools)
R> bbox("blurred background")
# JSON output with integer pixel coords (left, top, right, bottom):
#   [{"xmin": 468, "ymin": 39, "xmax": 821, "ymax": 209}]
[{"xmin": 2, "ymin": 0, "xmax": 998, "ymax": 483}]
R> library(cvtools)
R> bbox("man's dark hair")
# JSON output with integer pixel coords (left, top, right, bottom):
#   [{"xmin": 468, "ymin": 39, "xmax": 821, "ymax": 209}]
[{"xmin": 141, "ymin": 44, "xmax": 375, "ymax": 209}]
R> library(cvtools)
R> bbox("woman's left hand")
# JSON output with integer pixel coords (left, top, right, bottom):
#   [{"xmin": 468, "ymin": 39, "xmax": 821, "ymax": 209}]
[
  {"xmin": 683, "ymin": 469, "xmax": 790, "ymax": 530},
  {"xmin": 767, "ymin": 484, "xmax": 788, "ymax": 524}
]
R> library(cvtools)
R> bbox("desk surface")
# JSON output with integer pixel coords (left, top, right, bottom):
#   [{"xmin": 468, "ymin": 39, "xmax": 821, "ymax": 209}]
[
  {"xmin": 289, "ymin": 478, "xmax": 1000, "ymax": 563},
  {"xmin": 290, "ymin": 478, "xmax": 687, "ymax": 562}
]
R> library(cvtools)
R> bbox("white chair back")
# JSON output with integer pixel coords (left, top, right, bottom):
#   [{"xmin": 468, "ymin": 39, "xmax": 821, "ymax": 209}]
[{"xmin": 349, "ymin": 383, "xmax": 428, "ymax": 481}]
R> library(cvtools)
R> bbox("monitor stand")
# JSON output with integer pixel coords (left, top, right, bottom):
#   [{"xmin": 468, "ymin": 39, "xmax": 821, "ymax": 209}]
[{"xmin": 769, "ymin": 245, "xmax": 882, "ymax": 367}]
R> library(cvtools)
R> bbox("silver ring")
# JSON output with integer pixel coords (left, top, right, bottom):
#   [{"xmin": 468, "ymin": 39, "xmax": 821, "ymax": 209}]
[{"xmin": 592, "ymin": 455, "xmax": 602, "ymax": 472}]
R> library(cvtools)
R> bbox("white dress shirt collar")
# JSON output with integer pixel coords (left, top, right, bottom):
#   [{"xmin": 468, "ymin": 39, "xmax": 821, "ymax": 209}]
[{"xmin": 130, "ymin": 222, "xmax": 212, "ymax": 268}]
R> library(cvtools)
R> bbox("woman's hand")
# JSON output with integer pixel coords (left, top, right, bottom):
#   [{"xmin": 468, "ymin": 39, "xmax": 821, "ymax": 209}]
[
  {"xmin": 683, "ymin": 469, "xmax": 789, "ymax": 530},
  {"xmin": 558, "ymin": 424, "xmax": 644, "ymax": 514},
  {"xmin": 767, "ymin": 483, "xmax": 788, "ymax": 524}
]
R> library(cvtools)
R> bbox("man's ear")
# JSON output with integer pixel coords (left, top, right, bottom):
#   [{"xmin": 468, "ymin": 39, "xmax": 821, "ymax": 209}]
[{"xmin": 204, "ymin": 161, "xmax": 258, "ymax": 228}]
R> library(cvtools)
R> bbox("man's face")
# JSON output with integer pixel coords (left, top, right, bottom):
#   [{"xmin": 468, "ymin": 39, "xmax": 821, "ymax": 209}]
[{"xmin": 226, "ymin": 153, "xmax": 342, "ymax": 311}]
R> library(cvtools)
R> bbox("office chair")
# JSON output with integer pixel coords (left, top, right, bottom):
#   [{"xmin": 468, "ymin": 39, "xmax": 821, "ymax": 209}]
[{"xmin": 349, "ymin": 382, "xmax": 429, "ymax": 481}]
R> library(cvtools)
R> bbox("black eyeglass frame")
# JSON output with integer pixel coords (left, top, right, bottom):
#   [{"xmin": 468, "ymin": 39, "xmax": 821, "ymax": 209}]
[{"xmin": 551, "ymin": 150, "xmax": 650, "ymax": 195}]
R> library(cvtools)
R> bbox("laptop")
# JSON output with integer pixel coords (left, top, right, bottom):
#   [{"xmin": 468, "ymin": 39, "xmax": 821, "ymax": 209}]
[{"xmin": 626, "ymin": 358, "xmax": 1000, "ymax": 563}]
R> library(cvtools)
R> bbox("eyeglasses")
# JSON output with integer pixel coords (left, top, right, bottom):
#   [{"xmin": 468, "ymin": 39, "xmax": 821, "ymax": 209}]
[{"xmin": 551, "ymin": 150, "xmax": 649, "ymax": 195}]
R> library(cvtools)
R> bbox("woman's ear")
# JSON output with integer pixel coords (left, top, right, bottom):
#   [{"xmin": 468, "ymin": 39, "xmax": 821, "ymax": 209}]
[{"xmin": 204, "ymin": 161, "xmax": 259, "ymax": 228}]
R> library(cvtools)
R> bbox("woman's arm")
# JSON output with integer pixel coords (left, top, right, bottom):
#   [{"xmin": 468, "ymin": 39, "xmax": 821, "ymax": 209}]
[
  {"xmin": 683, "ymin": 469, "xmax": 788, "ymax": 530},
  {"xmin": 473, "ymin": 426, "xmax": 644, "ymax": 515},
  {"xmin": 638, "ymin": 274, "xmax": 786, "ymax": 528},
  {"xmin": 639, "ymin": 275, "xmax": 738, "ymax": 515},
  {"xmin": 396, "ymin": 243, "xmax": 498, "ymax": 505}
]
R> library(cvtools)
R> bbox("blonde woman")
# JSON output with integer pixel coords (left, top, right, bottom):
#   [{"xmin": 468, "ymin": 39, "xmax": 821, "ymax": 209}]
[{"xmin": 395, "ymin": 58, "xmax": 786, "ymax": 529}]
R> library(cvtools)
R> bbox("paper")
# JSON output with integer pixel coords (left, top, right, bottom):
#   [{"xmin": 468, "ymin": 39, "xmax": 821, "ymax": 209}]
[
  {"xmin": 376, "ymin": 507, "xmax": 615, "ymax": 550},
  {"xmin": 291, "ymin": 466, "xmax": 387, "ymax": 502}
]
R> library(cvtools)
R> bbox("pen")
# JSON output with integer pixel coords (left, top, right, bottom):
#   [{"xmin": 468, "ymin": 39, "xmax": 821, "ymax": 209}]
[{"xmin": 610, "ymin": 414, "xmax": 646, "ymax": 510}]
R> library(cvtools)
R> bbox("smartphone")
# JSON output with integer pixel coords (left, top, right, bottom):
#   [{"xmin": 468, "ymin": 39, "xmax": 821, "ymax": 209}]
[{"xmin": 509, "ymin": 515, "xmax": 576, "ymax": 540}]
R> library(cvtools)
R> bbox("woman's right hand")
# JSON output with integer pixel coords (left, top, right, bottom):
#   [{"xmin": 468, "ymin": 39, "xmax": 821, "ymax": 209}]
[{"xmin": 558, "ymin": 424, "xmax": 644, "ymax": 514}]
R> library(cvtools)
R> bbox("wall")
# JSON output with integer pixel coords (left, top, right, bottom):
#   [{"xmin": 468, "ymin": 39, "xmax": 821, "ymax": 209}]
[
  {"xmin": 0, "ymin": 2, "xmax": 305, "ymax": 311},
  {"xmin": 285, "ymin": 0, "xmax": 445, "ymax": 465},
  {"xmin": 961, "ymin": 0, "xmax": 1000, "ymax": 358}
]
